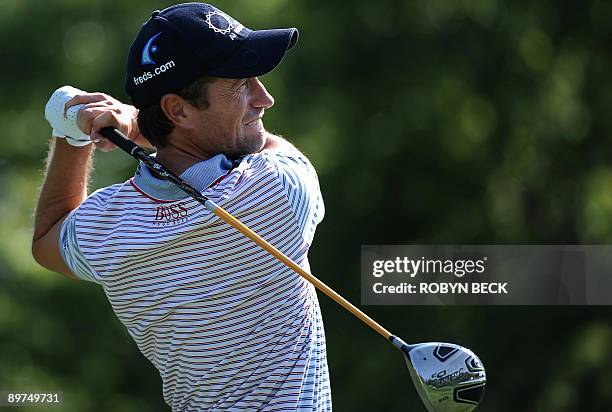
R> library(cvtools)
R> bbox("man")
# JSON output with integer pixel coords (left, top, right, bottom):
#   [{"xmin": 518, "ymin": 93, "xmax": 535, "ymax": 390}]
[{"xmin": 32, "ymin": 3, "xmax": 331, "ymax": 411}]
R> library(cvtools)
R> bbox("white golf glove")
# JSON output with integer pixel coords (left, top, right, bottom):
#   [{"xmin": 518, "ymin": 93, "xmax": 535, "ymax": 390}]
[{"xmin": 44, "ymin": 85, "xmax": 91, "ymax": 147}]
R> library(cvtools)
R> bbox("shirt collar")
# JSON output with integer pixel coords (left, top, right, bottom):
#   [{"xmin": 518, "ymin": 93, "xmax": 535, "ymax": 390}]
[{"xmin": 132, "ymin": 153, "xmax": 234, "ymax": 201}]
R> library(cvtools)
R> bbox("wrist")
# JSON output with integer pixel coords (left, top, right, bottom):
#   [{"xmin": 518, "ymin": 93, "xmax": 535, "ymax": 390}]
[
  {"xmin": 53, "ymin": 136, "xmax": 95, "ymax": 155},
  {"xmin": 45, "ymin": 86, "xmax": 92, "ymax": 146}
]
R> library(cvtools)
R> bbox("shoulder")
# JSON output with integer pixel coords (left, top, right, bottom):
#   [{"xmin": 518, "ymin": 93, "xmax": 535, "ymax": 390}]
[
  {"xmin": 240, "ymin": 149, "xmax": 319, "ymax": 184},
  {"xmin": 235, "ymin": 149, "xmax": 324, "ymax": 244},
  {"xmin": 74, "ymin": 181, "xmax": 135, "ymax": 213},
  {"xmin": 68, "ymin": 181, "xmax": 144, "ymax": 236}
]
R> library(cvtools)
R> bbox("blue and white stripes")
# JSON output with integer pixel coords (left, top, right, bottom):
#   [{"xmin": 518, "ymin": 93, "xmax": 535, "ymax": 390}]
[{"xmin": 60, "ymin": 150, "xmax": 331, "ymax": 411}]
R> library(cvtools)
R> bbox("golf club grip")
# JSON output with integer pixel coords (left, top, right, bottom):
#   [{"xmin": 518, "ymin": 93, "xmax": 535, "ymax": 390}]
[{"xmin": 100, "ymin": 127, "xmax": 140, "ymax": 156}]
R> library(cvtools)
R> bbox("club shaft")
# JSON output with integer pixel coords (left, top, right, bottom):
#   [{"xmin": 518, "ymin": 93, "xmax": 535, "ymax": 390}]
[
  {"xmin": 211, "ymin": 204, "xmax": 392, "ymax": 339},
  {"xmin": 101, "ymin": 127, "xmax": 393, "ymax": 340}
]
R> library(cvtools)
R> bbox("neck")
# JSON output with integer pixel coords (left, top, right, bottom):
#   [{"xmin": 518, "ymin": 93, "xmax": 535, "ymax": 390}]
[{"xmin": 155, "ymin": 142, "xmax": 213, "ymax": 176}]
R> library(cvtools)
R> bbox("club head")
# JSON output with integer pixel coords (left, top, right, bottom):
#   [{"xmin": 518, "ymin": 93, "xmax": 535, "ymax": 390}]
[{"xmin": 400, "ymin": 342, "xmax": 486, "ymax": 412}]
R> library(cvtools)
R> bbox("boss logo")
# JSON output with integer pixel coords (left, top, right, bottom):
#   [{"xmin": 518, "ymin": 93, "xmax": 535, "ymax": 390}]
[{"xmin": 154, "ymin": 202, "xmax": 189, "ymax": 226}]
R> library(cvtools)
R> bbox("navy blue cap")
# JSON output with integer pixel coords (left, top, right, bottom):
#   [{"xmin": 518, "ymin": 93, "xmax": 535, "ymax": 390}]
[{"xmin": 125, "ymin": 2, "xmax": 298, "ymax": 108}]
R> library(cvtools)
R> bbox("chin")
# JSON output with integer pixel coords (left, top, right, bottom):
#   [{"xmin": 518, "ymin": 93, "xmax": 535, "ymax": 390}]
[{"xmin": 232, "ymin": 132, "xmax": 266, "ymax": 156}]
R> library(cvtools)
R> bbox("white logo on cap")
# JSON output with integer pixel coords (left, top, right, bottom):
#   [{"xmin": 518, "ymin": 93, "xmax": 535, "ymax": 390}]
[
  {"xmin": 205, "ymin": 11, "xmax": 233, "ymax": 35},
  {"xmin": 204, "ymin": 11, "xmax": 244, "ymax": 40}
]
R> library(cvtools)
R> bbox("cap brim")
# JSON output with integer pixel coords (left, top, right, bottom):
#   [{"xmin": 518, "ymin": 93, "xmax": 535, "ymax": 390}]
[{"xmin": 206, "ymin": 28, "xmax": 298, "ymax": 78}]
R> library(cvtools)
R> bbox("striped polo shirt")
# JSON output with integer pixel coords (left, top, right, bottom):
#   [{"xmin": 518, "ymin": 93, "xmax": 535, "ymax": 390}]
[{"xmin": 60, "ymin": 149, "xmax": 331, "ymax": 411}]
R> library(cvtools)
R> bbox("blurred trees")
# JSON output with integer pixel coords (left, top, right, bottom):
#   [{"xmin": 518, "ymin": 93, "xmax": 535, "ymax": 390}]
[{"xmin": 2, "ymin": 0, "xmax": 612, "ymax": 410}]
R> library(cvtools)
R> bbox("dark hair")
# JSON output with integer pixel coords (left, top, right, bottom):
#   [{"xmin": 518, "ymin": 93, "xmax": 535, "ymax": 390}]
[{"xmin": 137, "ymin": 77, "xmax": 213, "ymax": 148}]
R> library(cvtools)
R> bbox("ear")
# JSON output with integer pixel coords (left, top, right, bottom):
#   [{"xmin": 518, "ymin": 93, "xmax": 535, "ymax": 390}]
[{"xmin": 159, "ymin": 94, "xmax": 198, "ymax": 129}]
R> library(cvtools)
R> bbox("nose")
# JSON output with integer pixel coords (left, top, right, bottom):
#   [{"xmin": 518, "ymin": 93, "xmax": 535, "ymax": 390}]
[{"xmin": 249, "ymin": 78, "xmax": 275, "ymax": 109}]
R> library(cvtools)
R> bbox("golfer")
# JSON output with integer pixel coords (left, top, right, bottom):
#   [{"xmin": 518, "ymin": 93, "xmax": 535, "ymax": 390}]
[{"xmin": 32, "ymin": 3, "xmax": 331, "ymax": 411}]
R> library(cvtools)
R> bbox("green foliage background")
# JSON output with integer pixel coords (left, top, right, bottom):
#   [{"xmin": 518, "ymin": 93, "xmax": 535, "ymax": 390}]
[{"xmin": 2, "ymin": 0, "xmax": 612, "ymax": 411}]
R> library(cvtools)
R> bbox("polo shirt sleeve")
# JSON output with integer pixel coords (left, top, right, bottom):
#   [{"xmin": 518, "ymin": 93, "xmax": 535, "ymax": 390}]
[
  {"xmin": 59, "ymin": 209, "xmax": 100, "ymax": 283},
  {"xmin": 262, "ymin": 150, "xmax": 325, "ymax": 246}
]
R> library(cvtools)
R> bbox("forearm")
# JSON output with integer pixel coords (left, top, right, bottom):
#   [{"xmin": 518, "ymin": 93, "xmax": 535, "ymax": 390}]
[{"xmin": 33, "ymin": 138, "xmax": 94, "ymax": 242}]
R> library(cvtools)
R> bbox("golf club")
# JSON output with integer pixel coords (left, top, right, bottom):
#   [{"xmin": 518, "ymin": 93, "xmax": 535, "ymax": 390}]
[{"xmin": 100, "ymin": 127, "xmax": 487, "ymax": 411}]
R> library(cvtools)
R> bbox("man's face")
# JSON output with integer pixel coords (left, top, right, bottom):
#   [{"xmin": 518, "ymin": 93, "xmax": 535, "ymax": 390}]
[{"xmin": 193, "ymin": 77, "xmax": 275, "ymax": 156}]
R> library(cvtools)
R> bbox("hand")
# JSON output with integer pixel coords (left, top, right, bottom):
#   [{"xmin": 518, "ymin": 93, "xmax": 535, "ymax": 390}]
[{"xmin": 64, "ymin": 92, "xmax": 151, "ymax": 152}]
